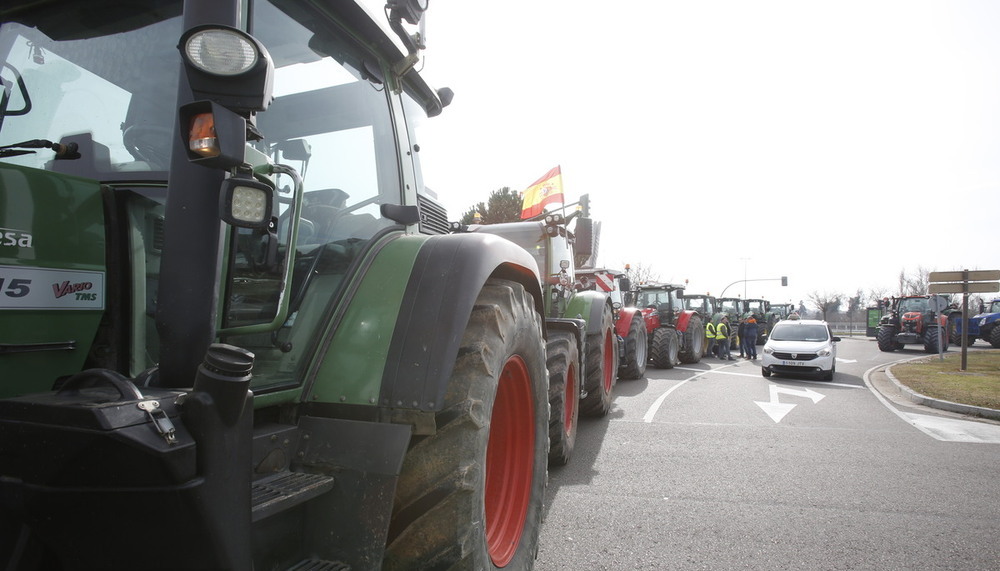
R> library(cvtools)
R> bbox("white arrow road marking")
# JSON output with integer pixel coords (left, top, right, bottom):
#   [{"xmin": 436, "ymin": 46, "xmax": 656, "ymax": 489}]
[
  {"xmin": 836, "ymin": 357, "xmax": 857, "ymax": 363},
  {"xmin": 754, "ymin": 384, "xmax": 826, "ymax": 423}
]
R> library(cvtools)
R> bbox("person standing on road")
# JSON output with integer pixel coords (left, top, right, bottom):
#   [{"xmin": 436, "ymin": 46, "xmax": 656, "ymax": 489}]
[
  {"xmin": 743, "ymin": 315, "xmax": 759, "ymax": 359},
  {"xmin": 705, "ymin": 319, "xmax": 717, "ymax": 358},
  {"xmin": 737, "ymin": 316, "xmax": 746, "ymax": 358},
  {"xmin": 716, "ymin": 316, "xmax": 732, "ymax": 360}
]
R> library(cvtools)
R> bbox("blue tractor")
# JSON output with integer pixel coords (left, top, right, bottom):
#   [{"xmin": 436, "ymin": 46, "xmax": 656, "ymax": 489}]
[{"xmin": 952, "ymin": 298, "xmax": 1000, "ymax": 348}]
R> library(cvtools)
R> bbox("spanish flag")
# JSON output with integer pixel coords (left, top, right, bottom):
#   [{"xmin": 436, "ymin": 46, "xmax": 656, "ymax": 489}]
[{"xmin": 519, "ymin": 166, "xmax": 564, "ymax": 219}]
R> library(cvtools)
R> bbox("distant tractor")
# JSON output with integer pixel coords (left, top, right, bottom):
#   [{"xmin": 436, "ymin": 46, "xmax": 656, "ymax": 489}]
[
  {"xmin": 682, "ymin": 293, "xmax": 718, "ymax": 357},
  {"xmin": 770, "ymin": 303, "xmax": 795, "ymax": 321},
  {"xmin": 952, "ymin": 298, "xmax": 1000, "ymax": 348},
  {"xmin": 876, "ymin": 295, "xmax": 952, "ymax": 353},
  {"xmin": 634, "ymin": 283, "xmax": 705, "ymax": 367},
  {"xmin": 743, "ymin": 298, "xmax": 772, "ymax": 344},
  {"xmin": 715, "ymin": 297, "xmax": 745, "ymax": 348},
  {"xmin": 577, "ymin": 269, "xmax": 647, "ymax": 380}
]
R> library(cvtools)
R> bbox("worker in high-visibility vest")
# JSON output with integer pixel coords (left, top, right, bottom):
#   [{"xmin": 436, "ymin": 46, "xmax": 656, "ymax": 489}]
[
  {"xmin": 716, "ymin": 316, "xmax": 733, "ymax": 360},
  {"xmin": 705, "ymin": 320, "xmax": 717, "ymax": 358}
]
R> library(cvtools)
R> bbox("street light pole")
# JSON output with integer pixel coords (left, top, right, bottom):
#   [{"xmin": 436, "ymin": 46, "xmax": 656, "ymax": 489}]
[{"xmin": 740, "ymin": 257, "xmax": 750, "ymax": 298}]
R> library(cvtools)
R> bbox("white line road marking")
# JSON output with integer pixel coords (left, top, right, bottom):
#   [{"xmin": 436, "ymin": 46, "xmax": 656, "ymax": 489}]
[
  {"xmin": 836, "ymin": 357, "xmax": 858, "ymax": 363},
  {"xmin": 641, "ymin": 364, "xmax": 742, "ymax": 422},
  {"xmin": 754, "ymin": 384, "xmax": 826, "ymax": 423}
]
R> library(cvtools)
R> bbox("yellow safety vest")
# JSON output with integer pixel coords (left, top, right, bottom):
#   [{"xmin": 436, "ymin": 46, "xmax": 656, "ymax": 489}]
[
  {"xmin": 705, "ymin": 321, "xmax": 716, "ymax": 338},
  {"xmin": 715, "ymin": 322, "xmax": 729, "ymax": 340}
]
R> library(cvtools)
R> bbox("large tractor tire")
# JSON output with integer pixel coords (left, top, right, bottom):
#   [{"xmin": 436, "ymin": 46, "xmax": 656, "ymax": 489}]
[
  {"xmin": 385, "ymin": 279, "xmax": 547, "ymax": 570},
  {"xmin": 650, "ymin": 327, "xmax": 679, "ymax": 369},
  {"xmin": 876, "ymin": 326, "xmax": 899, "ymax": 352},
  {"xmin": 618, "ymin": 314, "xmax": 648, "ymax": 380},
  {"xmin": 678, "ymin": 315, "xmax": 704, "ymax": 364},
  {"xmin": 923, "ymin": 326, "xmax": 945, "ymax": 353},
  {"xmin": 580, "ymin": 303, "xmax": 618, "ymax": 418},
  {"xmin": 989, "ymin": 326, "xmax": 1000, "ymax": 349},
  {"xmin": 546, "ymin": 330, "xmax": 580, "ymax": 466}
]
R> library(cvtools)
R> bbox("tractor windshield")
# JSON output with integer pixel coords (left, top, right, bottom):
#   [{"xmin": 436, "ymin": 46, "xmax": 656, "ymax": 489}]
[
  {"xmin": 638, "ymin": 289, "xmax": 682, "ymax": 311},
  {"xmin": 989, "ymin": 300, "xmax": 1000, "ymax": 314},
  {"xmin": 898, "ymin": 297, "xmax": 929, "ymax": 314},
  {"xmin": 0, "ymin": 7, "xmax": 182, "ymax": 174}
]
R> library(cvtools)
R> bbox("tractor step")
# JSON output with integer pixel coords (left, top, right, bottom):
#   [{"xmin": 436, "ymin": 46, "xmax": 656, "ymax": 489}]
[
  {"xmin": 287, "ymin": 559, "xmax": 351, "ymax": 570},
  {"xmin": 251, "ymin": 471, "xmax": 335, "ymax": 522}
]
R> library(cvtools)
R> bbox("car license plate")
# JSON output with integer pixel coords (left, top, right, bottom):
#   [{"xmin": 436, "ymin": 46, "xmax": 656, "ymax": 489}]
[{"xmin": 781, "ymin": 360, "xmax": 805, "ymax": 366}]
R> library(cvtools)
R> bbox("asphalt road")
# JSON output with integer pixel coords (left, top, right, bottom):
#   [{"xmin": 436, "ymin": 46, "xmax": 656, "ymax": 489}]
[{"xmin": 535, "ymin": 337, "xmax": 1000, "ymax": 570}]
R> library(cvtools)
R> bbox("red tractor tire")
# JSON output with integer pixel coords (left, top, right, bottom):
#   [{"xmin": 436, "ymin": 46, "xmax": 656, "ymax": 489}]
[
  {"xmin": 385, "ymin": 279, "xmax": 547, "ymax": 570},
  {"xmin": 580, "ymin": 303, "xmax": 618, "ymax": 418},
  {"xmin": 546, "ymin": 330, "xmax": 580, "ymax": 466}
]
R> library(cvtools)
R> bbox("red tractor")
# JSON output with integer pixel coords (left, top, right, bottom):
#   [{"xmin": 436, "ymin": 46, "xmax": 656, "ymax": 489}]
[
  {"xmin": 633, "ymin": 283, "xmax": 706, "ymax": 368},
  {"xmin": 877, "ymin": 295, "xmax": 952, "ymax": 353}
]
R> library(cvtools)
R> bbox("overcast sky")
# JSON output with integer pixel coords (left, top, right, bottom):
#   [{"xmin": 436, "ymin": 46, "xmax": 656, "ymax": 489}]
[{"xmin": 410, "ymin": 0, "xmax": 1000, "ymax": 308}]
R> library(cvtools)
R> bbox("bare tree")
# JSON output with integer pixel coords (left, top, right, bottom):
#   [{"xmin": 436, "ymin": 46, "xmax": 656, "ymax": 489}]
[
  {"xmin": 623, "ymin": 262, "xmax": 659, "ymax": 286},
  {"xmin": 904, "ymin": 265, "xmax": 931, "ymax": 295},
  {"xmin": 846, "ymin": 289, "xmax": 864, "ymax": 333},
  {"xmin": 808, "ymin": 290, "xmax": 842, "ymax": 322},
  {"xmin": 867, "ymin": 286, "xmax": 889, "ymax": 307}
]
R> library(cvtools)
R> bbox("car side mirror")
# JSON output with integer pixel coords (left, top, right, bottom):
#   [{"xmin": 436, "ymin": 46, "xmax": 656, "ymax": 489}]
[{"xmin": 832, "ymin": 336, "xmax": 841, "ymax": 342}]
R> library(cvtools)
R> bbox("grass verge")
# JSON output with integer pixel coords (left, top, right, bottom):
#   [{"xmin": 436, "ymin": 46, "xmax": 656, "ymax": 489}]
[{"xmin": 891, "ymin": 350, "xmax": 1000, "ymax": 410}]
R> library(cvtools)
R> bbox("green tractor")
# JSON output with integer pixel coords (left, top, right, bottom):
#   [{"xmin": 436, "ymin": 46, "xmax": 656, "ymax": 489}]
[
  {"xmin": 461, "ymin": 212, "xmax": 619, "ymax": 466},
  {"xmin": 0, "ymin": 2, "xmax": 550, "ymax": 569},
  {"xmin": 715, "ymin": 296, "xmax": 746, "ymax": 348},
  {"xmin": 743, "ymin": 298, "xmax": 772, "ymax": 344}
]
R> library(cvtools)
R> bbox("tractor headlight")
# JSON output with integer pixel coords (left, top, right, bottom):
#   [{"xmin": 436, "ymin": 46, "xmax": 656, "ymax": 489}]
[
  {"xmin": 178, "ymin": 25, "xmax": 274, "ymax": 114},
  {"xmin": 220, "ymin": 176, "xmax": 274, "ymax": 229},
  {"xmin": 183, "ymin": 28, "xmax": 259, "ymax": 76}
]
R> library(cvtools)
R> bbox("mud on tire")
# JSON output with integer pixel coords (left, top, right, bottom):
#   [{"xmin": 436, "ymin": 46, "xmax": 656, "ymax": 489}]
[
  {"xmin": 384, "ymin": 279, "xmax": 548, "ymax": 570},
  {"xmin": 580, "ymin": 303, "xmax": 618, "ymax": 418},
  {"xmin": 546, "ymin": 330, "xmax": 580, "ymax": 466}
]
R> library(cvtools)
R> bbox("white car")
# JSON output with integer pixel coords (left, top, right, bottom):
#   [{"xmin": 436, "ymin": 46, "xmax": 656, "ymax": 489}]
[{"xmin": 761, "ymin": 319, "xmax": 840, "ymax": 380}]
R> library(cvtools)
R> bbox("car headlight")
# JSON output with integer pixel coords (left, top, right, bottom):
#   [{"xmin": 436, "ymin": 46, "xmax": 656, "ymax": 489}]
[
  {"xmin": 818, "ymin": 346, "xmax": 832, "ymax": 357},
  {"xmin": 762, "ymin": 346, "xmax": 774, "ymax": 355}
]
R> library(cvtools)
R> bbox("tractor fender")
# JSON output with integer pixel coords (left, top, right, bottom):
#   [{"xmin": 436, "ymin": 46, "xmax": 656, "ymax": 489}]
[
  {"xmin": 380, "ymin": 233, "xmax": 543, "ymax": 412},
  {"xmin": 306, "ymin": 232, "xmax": 542, "ymax": 413},
  {"xmin": 675, "ymin": 310, "xmax": 697, "ymax": 332},
  {"xmin": 615, "ymin": 306, "xmax": 642, "ymax": 338},
  {"xmin": 566, "ymin": 290, "xmax": 611, "ymax": 337}
]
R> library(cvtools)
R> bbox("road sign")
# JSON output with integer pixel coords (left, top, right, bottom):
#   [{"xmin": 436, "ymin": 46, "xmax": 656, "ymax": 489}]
[
  {"xmin": 929, "ymin": 270, "xmax": 1000, "ymax": 282},
  {"xmin": 928, "ymin": 282, "xmax": 1000, "ymax": 294}
]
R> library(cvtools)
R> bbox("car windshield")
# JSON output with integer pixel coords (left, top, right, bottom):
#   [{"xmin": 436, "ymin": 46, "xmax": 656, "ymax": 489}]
[{"xmin": 770, "ymin": 324, "xmax": 830, "ymax": 342}]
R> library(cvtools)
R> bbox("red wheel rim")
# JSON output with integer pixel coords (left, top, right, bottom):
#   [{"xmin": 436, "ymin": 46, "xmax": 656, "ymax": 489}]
[
  {"xmin": 485, "ymin": 355, "xmax": 535, "ymax": 567},
  {"xmin": 563, "ymin": 363, "xmax": 576, "ymax": 434},
  {"xmin": 602, "ymin": 330, "xmax": 614, "ymax": 392}
]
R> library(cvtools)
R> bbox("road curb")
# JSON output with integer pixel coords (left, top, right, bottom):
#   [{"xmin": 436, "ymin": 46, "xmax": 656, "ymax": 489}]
[{"xmin": 884, "ymin": 363, "xmax": 1000, "ymax": 421}]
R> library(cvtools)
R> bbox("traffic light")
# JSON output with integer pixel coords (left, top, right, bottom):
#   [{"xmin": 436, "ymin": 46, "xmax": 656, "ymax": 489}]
[
  {"xmin": 781, "ymin": 276, "xmax": 788, "ymax": 286},
  {"xmin": 579, "ymin": 194, "xmax": 590, "ymax": 217}
]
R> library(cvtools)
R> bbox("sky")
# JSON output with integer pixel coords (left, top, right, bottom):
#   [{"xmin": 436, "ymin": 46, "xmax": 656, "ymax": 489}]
[{"xmin": 407, "ymin": 0, "xmax": 1000, "ymax": 308}]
